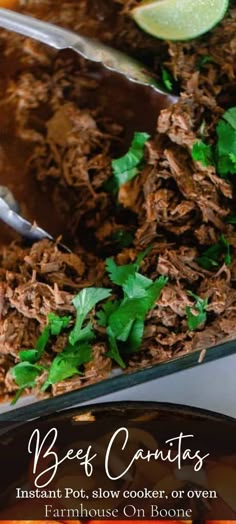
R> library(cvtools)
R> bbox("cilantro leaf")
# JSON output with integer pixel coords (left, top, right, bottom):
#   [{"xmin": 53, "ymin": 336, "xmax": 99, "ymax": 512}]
[
  {"xmin": 104, "ymin": 255, "xmax": 167, "ymax": 359},
  {"xmin": 110, "ymin": 230, "xmax": 134, "ymax": 249},
  {"xmin": 136, "ymin": 245, "xmax": 152, "ymax": 266},
  {"xmin": 72, "ymin": 288, "xmax": 112, "ymax": 320},
  {"xmin": 216, "ymin": 116, "xmax": 236, "ymax": 176},
  {"xmin": 221, "ymin": 235, "xmax": 231, "ymax": 266},
  {"xmin": 126, "ymin": 318, "xmax": 145, "ymax": 353},
  {"xmin": 222, "ymin": 107, "xmax": 236, "ymax": 130},
  {"xmin": 18, "ymin": 325, "xmax": 51, "ymax": 364},
  {"xmin": 19, "ymin": 349, "xmax": 40, "ymax": 363},
  {"xmin": 11, "ymin": 362, "xmax": 43, "ymax": 404},
  {"xmin": 13, "ymin": 313, "xmax": 72, "ymax": 400},
  {"xmin": 108, "ymin": 132, "xmax": 150, "ymax": 191},
  {"xmin": 106, "ymin": 258, "xmax": 137, "ymax": 287},
  {"xmin": 106, "ymin": 327, "xmax": 126, "ymax": 368},
  {"xmin": 195, "ymin": 255, "xmax": 219, "ymax": 271},
  {"xmin": 35, "ymin": 325, "xmax": 50, "ymax": 356},
  {"xmin": 192, "ymin": 140, "xmax": 214, "ymax": 167},
  {"xmin": 112, "ymin": 132, "xmax": 150, "ymax": 178},
  {"xmin": 186, "ymin": 291, "xmax": 208, "ymax": 331},
  {"xmin": 197, "ymin": 55, "xmax": 214, "ymax": 70},
  {"xmin": 105, "ymin": 252, "xmax": 167, "ymax": 357},
  {"xmin": 113, "ymin": 167, "xmax": 139, "ymax": 188},
  {"xmin": 229, "ymin": 152, "xmax": 236, "ymax": 168},
  {"xmin": 69, "ymin": 287, "xmax": 111, "ymax": 345},
  {"xmin": 135, "ymin": 275, "xmax": 168, "ymax": 312},
  {"xmin": 196, "ymin": 235, "xmax": 231, "ymax": 270},
  {"xmin": 105, "ymin": 248, "xmax": 150, "ymax": 287},
  {"xmin": 216, "ymin": 120, "xmax": 236, "ymax": 156},
  {"xmin": 122, "ymin": 272, "xmax": 152, "ymax": 299},
  {"xmin": 19, "ymin": 314, "xmax": 71, "ymax": 364},
  {"xmin": 73, "ymin": 321, "xmax": 95, "ymax": 343},
  {"xmin": 217, "ymin": 154, "xmax": 236, "ymax": 176},
  {"xmin": 96, "ymin": 300, "xmax": 119, "ymax": 327},
  {"xmin": 226, "ymin": 214, "xmax": 236, "ymax": 225},
  {"xmin": 47, "ymin": 313, "xmax": 71, "ymax": 336},
  {"xmin": 11, "ymin": 361, "xmax": 42, "ymax": 388},
  {"xmin": 161, "ymin": 67, "xmax": 173, "ymax": 92},
  {"xmin": 42, "ymin": 343, "xmax": 92, "ymax": 390},
  {"xmin": 108, "ymin": 276, "xmax": 168, "ymax": 341},
  {"xmin": 191, "ymin": 107, "xmax": 236, "ymax": 178}
]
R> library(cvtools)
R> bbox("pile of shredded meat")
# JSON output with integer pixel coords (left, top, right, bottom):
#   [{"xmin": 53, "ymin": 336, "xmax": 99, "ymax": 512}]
[{"xmin": 0, "ymin": 0, "xmax": 236, "ymax": 401}]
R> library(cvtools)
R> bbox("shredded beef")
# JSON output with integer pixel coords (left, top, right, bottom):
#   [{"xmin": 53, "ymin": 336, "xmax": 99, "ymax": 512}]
[{"xmin": 0, "ymin": 0, "xmax": 236, "ymax": 401}]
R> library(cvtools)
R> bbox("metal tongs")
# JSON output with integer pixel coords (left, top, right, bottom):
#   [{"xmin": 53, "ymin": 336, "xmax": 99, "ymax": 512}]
[
  {"xmin": 0, "ymin": 8, "xmax": 166, "ymax": 91},
  {"xmin": 0, "ymin": 186, "xmax": 53, "ymax": 242},
  {"xmin": 0, "ymin": 8, "xmax": 176, "ymax": 244}
]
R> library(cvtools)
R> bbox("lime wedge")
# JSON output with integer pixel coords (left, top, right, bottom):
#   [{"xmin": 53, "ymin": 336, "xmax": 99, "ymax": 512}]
[{"xmin": 131, "ymin": 0, "xmax": 229, "ymax": 41}]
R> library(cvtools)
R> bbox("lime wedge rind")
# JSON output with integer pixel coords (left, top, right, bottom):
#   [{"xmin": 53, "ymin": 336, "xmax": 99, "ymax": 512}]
[{"xmin": 131, "ymin": 0, "xmax": 229, "ymax": 41}]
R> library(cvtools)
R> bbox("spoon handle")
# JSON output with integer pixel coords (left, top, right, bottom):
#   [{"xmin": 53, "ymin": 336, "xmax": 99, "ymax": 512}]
[{"xmin": 0, "ymin": 8, "xmax": 165, "ymax": 91}]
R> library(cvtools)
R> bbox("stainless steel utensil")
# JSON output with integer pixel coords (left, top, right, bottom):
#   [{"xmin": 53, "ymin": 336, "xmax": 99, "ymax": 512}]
[
  {"xmin": 0, "ymin": 186, "xmax": 53, "ymax": 242},
  {"xmin": 0, "ymin": 186, "xmax": 72, "ymax": 252},
  {"xmin": 0, "ymin": 8, "xmax": 177, "ymax": 245},
  {"xmin": 0, "ymin": 7, "xmax": 170, "ymax": 94}
]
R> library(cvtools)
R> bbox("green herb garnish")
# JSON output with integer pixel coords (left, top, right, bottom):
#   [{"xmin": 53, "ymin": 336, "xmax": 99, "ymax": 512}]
[
  {"xmin": 161, "ymin": 67, "xmax": 174, "ymax": 92},
  {"xmin": 215, "ymin": 107, "xmax": 236, "ymax": 176},
  {"xmin": 42, "ymin": 289, "xmax": 111, "ymax": 391},
  {"xmin": 226, "ymin": 214, "xmax": 236, "ymax": 225},
  {"xmin": 106, "ymin": 132, "xmax": 150, "ymax": 192},
  {"xmin": 186, "ymin": 291, "xmax": 208, "ymax": 331},
  {"xmin": 106, "ymin": 327, "xmax": 126, "ymax": 368},
  {"xmin": 110, "ymin": 230, "xmax": 134, "ymax": 248},
  {"xmin": 196, "ymin": 235, "xmax": 231, "ymax": 270},
  {"xmin": 11, "ymin": 249, "xmax": 167, "ymax": 400},
  {"xmin": 69, "ymin": 287, "xmax": 111, "ymax": 346},
  {"xmin": 11, "ymin": 362, "xmax": 44, "ymax": 404},
  {"xmin": 19, "ymin": 313, "xmax": 71, "ymax": 364},
  {"xmin": 192, "ymin": 107, "xmax": 236, "ymax": 178},
  {"xmin": 108, "ymin": 277, "xmax": 167, "ymax": 338},
  {"xmin": 96, "ymin": 300, "xmax": 119, "ymax": 328},
  {"xmin": 216, "ymin": 116, "xmax": 236, "ymax": 176},
  {"xmin": 41, "ymin": 343, "xmax": 92, "ymax": 391},
  {"xmin": 106, "ymin": 258, "xmax": 139, "ymax": 287},
  {"xmin": 11, "ymin": 313, "xmax": 72, "ymax": 402},
  {"xmin": 197, "ymin": 55, "xmax": 214, "ymax": 70},
  {"xmin": 105, "ymin": 247, "xmax": 150, "ymax": 287},
  {"xmin": 192, "ymin": 140, "xmax": 214, "ymax": 167},
  {"xmin": 229, "ymin": 153, "xmax": 236, "ymax": 168},
  {"xmin": 222, "ymin": 107, "xmax": 236, "ymax": 129},
  {"xmin": 47, "ymin": 313, "xmax": 71, "ymax": 335},
  {"xmin": 102, "ymin": 254, "xmax": 168, "ymax": 362}
]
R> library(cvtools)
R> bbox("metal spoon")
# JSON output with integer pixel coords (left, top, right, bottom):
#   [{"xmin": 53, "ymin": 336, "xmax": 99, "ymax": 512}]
[{"xmin": 0, "ymin": 8, "xmax": 176, "ymax": 246}]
